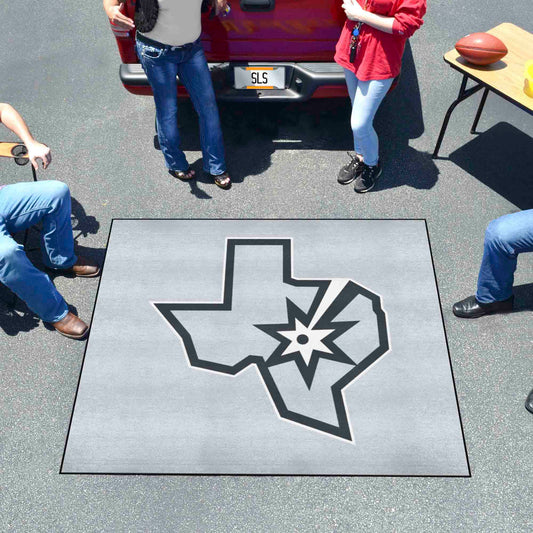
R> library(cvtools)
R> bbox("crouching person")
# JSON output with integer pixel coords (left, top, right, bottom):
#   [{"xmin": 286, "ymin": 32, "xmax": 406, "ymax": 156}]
[{"xmin": 0, "ymin": 103, "xmax": 99, "ymax": 339}]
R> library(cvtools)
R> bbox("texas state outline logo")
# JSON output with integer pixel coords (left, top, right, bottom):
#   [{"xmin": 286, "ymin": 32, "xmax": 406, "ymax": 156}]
[{"xmin": 153, "ymin": 238, "xmax": 390, "ymax": 442}]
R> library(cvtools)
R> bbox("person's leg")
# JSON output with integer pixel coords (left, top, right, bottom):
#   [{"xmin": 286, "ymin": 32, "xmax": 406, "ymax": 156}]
[
  {"xmin": 476, "ymin": 210, "xmax": 533, "ymax": 303},
  {"xmin": 343, "ymin": 68, "xmax": 360, "ymax": 156},
  {"xmin": 338, "ymin": 69, "xmax": 365, "ymax": 184},
  {"xmin": 0, "ymin": 216, "xmax": 68, "ymax": 323},
  {"xmin": 0, "ymin": 181, "xmax": 77, "ymax": 270},
  {"xmin": 344, "ymin": 68, "xmax": 358, "ymax": 107},
  {"xmin": 350, "ymin": 77, "xmax": 394, "ymax": 166},
  {"xmin": 178, "ymin": 41, "xmax": 226, "ymax": 176},
  {"xmin": 136, "ymin": 40, "xmax": 190, "ymax": 172}
]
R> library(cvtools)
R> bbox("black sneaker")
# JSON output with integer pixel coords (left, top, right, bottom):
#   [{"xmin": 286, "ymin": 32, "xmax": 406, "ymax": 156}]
[
  {"xmin": 337, "ymin": 153, "xmax": 364, "ymax": 184},
  {"xmin": 452, "ymin": 294, "xmax": 514, "ymax": 318},
  {"xmin": 354, "ymin": 161, "xmax": 382, "ymax": 193}
]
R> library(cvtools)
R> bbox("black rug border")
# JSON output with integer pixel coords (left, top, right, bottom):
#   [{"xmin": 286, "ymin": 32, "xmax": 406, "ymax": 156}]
[{"xmin": 60, "ymin": 218, "xmax": 471, "ymax": 478}]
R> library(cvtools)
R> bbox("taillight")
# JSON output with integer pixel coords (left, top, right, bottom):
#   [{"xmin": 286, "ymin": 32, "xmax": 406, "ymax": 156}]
[
  {"xmin": 110, "ymin": 24, "xmax": 131, "ymax": 38},
  {"xmin": 109, "ymin": 3, "xmax": 133, "ymax": 38}
]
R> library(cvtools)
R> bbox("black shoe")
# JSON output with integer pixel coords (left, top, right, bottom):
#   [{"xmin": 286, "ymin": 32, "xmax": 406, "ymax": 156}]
[
  {"xmin": 525, "ymin": 389, "xmax": 533, "ymax": 414},
  {"xmin": 452, "ymin": 294, "xmax": 514, "ymax": 318},
  {"xmin": 337, "ymin": 153, "xmax": 364, "ymax": 184},
  {"xmin": 354, "ymin": 161, "xmax": 382, "ymax": 193}
]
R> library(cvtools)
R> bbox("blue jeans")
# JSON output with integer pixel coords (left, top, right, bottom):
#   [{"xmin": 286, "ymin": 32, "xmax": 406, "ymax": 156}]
[
  {"xmin": 0, "ymin": 181, "xmax": 76, "ymax": 322},
  {"xmin": 344, "ymin": 70, "xmax": 393, "ymax": 166},
  {"xmin": 136, "ymin": 37, "xmax": 226, "ymax": 175},
  {"xmin": 476, "ymin": 210, "xmax": 533, "ymax": 303}
]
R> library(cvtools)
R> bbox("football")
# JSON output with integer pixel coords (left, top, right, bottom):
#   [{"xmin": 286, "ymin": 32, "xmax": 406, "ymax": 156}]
[{"xmin": 455, "ymin": 32, "xmax": 508, "ymax": 66}]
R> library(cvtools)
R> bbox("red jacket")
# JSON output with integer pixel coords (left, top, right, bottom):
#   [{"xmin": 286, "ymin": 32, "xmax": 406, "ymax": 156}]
[{"xmin": 334, "ymin": 0, "xmax": 426, "ymax": 81}]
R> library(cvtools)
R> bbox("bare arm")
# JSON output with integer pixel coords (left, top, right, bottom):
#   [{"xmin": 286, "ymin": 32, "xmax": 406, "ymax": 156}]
[
  {"xmin": 342, "ymin": 0, "xmax": 425, "ymax": 37},
  {"xmin": 103, "ymin": 0, "xmax": 134, "ymax": 30},
  {"xmin": 342, "ymin": 0, "xmax": 394, "ymax": 33},
  {"xmin": 358, "ymin": 10, "xmax": 394, "ymax": 33},
  {"xmin": 0, "ymin": 103, "xmax": 51, "ymax": 169},
  {"xmin": 0, "ymin": 103, "xmax": 36, "ymax": 146}
]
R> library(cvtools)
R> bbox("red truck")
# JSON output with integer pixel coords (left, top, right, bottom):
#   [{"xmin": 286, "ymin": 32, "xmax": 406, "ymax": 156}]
[{"xmin": 111, "ymin": 0, "xmax": 348, "ymax": 101}]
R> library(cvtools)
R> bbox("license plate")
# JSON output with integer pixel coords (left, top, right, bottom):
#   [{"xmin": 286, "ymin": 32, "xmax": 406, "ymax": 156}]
[{"xmin": 234, "ymin": 67, "xmax": 285, "ymax": 90}]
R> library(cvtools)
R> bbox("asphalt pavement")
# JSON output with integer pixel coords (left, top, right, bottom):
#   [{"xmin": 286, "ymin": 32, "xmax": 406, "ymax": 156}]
[{"xmin": 0, "ymin": 1, "xmax": 532, "ymax": 531}]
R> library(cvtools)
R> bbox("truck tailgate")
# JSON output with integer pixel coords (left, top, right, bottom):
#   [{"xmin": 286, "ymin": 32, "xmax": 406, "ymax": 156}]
[{"xmin": 201, "ymin": 0, "xmax": 345, "ymax": 62}]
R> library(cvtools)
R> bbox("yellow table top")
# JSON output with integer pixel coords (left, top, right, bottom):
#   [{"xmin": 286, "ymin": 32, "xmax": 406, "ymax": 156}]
[{"xmin": 444, "ymin": 23, "xmax": 533, "ymax": 112}]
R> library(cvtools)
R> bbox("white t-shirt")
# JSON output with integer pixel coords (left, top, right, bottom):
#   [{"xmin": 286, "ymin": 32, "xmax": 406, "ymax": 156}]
[{"xmin": 143, "ymin": 0, "xmax": 203, "ymax": 47}]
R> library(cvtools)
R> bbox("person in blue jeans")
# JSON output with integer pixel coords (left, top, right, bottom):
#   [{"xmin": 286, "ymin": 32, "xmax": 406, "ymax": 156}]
[
  {"xmin": 334, "ymin": 0, "xmax": 426, "ymax": 192},
  {"xmin": 0, "ymin": 103, "xmax": 99, "ymax": 340},
  {"xmin": 452, "ymin": 210, "xmax": 533, "ymax": 415},
  {"xmin": 453, "ymin": 210, "xmax": 533, "ymax": 318},
  {"xmin": 103, "ymin": 0, "xmax": 231, "ymax": 189}
]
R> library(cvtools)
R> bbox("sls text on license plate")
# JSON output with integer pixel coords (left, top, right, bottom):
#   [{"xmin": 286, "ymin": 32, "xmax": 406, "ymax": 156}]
[{"xmin": 234, "ymin": 67, "xmax": 285, "ymax": 90}]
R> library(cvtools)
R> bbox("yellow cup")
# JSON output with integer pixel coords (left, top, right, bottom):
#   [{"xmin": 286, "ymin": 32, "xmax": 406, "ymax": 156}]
[{"xmin": 525, "ymin": 60, "xmax": 533, "ymax": 97}]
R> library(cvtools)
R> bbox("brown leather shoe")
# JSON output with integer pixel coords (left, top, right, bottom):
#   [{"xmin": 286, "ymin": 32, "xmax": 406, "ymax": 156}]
[
  {"xmin": 52, "ymin": 312, "xmax": 89, "ymax": 340},
  {"xmin": 69, "ymin": 256, "xmax": 100, "ymax": 278}
]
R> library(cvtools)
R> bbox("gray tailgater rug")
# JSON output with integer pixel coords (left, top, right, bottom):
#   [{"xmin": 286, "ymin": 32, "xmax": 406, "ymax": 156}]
[{"xmin": 61, "ymin": 220, "xmax": 470, "ymax": 476}]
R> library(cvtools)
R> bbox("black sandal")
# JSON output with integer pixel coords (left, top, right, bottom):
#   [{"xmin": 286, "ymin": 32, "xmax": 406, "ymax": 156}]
[
  {"xmin": 208, "ymin": 171, "xmax": 231, "ymax": 190},
  {"xmin": 169, "ymin": 168, "xmax": 195, "ymax": 181}
]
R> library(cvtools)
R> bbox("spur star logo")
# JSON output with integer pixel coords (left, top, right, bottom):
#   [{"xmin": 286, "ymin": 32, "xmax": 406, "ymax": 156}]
[{"xmin": 154, "ymin": 239, "xmax": 389, "ymax": 441}]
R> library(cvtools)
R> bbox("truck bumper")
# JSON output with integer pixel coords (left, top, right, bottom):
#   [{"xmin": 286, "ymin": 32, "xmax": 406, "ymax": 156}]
[{"xmin": 120, "ymin": 62, "xmax": 347, "ymax": 101}]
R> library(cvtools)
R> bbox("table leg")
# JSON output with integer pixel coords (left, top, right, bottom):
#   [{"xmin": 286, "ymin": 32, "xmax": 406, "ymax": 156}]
[
  {"xmin": 27, "ymin": 162, "xmax": 39, "ymax": 250},
  {"xmin": 470, "ymin": 88, "xmax": 489, "ymax": 134},
  {"xmin": 432, "ymin": 75, "xmax": 484, "ymax": 158}
]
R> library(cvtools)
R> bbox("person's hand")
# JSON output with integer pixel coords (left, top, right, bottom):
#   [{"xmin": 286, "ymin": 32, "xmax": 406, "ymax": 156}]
[
  {"xmin": 26, "ymin": 140, "xmax": 51, "ymax": 170},
  {"xmin": 212, "ymin": 0, "xmax": 228, "ymax": 16},
  {"xmin": 105, "ymin": 3, "xmax": 135, "ymax": 30},
  {"xmin": 342, "ymin": 0, "xmax": 367, "ymax": 22}
]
